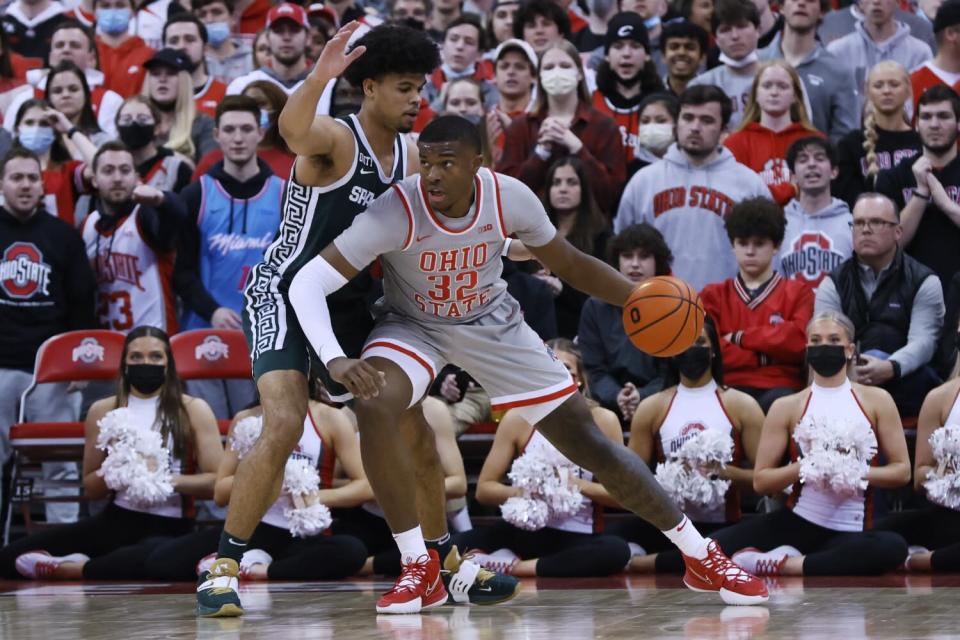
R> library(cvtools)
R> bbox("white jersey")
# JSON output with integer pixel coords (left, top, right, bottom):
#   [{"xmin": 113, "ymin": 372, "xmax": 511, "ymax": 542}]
[
  {"xmin": 334, "ymin": 168, "xmax": 556, "ymax": 324},
  {"xmin": 522, "ymin": 429, "xmax": 599, "ymax": 534},
  {"xmin": 82, "ymin": 208, "xmax": 175, "ymax": 333},
  {"xmin": 261, "ymin": 410, "xmax": 336, "ymax": 531},
  {"xmin": 657, "ymin": 381, "xmax": 741, "ymax": 523},
  {"xmin": 791, "ymin": 380, "xmax": 878, "ymax": 532},
  {"xmin": 113, "ymin": 395, "xmax": 185, "ymax": 519}
]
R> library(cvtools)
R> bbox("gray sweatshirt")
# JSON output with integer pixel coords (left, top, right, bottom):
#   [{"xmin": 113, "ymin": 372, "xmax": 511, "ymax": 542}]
[
  {"xmin": 776, "ymin": 197, "xmax": 853, "ymax": 289},
  {"xmin": 614, "ymin": 144, "xmax": 770, "ymax": 291},
  {"xmin": 759, "ymin": 33, "xmax": 859, "ymax": 142},
  {"xmin": 819, "ymin": 5, "xmax": 937, "ymax": 52},
  {"xmin": 687, "ymin": 65, "xmax": 756, "ymax": 131},
  {"xmin": 827, "ymin": 21, "xmax": 933, "ymax": 92}
]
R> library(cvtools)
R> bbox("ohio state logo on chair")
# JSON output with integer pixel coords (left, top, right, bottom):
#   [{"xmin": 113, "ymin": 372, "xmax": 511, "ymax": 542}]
[{"xmin": 171, "ymin": 329, "xmax": 251, "ymax": 380}]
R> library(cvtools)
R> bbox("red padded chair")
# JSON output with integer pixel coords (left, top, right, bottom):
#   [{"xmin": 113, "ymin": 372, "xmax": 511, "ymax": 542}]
[
  {"xmin": 6, "ymin": 330, "xmax": 126, "ymax": 541},
  {"xmin": 169, "ymin": 329, "xmax": 252, "ymax": 435}
]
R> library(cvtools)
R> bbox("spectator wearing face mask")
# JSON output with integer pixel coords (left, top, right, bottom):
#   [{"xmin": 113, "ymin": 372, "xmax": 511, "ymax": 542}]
[
  {"xmin": 115, "ymin": 96, "xmax": 194, "ymax": 193},
  {"xmin": 439, "ymin": 78, "xmax": 494, "ymax": 165},
  {"xmin": 193, "ymin": 0, "xmax": 254, "ymax": 85},
  {"xmin": 163, "ymin": 15, "xmax": 228, "ymax": 118},
  {"xmin": 425, "ymin": 14, "xmax": 495, "ymax": 113},
  {"xmin": 634, "ymin": 92, "xmax": 679, "ymax": 173},
  {"xmin": 95, "ymin": 0, "xmax": 157, "ymax": 99}
]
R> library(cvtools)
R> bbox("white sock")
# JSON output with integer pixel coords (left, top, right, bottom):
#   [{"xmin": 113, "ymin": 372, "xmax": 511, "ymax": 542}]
[
  {"xmin": 662, "ymin": 515, "xmax": 710, "ymax": 559},
  {"xmin": 393, "ymin": 525, "xmax": 428, "ymax": 565}
]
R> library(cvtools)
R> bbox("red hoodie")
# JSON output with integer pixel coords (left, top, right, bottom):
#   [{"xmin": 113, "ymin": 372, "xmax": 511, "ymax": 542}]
[
  {"xmin": 723, "ymin": 122, "xmax": 824, "ymax": 206},
  {"xmin": 700, "ymin": 272, "xmax": 814, "ymax": 390}
]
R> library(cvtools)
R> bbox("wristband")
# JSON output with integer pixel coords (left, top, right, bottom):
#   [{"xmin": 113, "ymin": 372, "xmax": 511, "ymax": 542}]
[
  {"xmin": 66, "ymin": 127, "xmax": 78, "ymax": 139},
  {"xmin": 890, "ymin": 359, "xmax": 902, "ymax": 381}
]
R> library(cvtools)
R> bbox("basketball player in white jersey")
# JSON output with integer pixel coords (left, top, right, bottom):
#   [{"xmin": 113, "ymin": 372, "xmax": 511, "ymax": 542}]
[
  {"xmin": 620, "ymin": 315, "xmax": 764, "ymax": 574},
  {"xmin": 289, "ymin": 115, "xmax": 769, "ymax": 613},
  {"xmin": 702, "ymin": 311, "xmax": 911, "ymax": 576},
  {"xmin": 875, "ymin": 375, "xmax": 960, "ymax": 572}
]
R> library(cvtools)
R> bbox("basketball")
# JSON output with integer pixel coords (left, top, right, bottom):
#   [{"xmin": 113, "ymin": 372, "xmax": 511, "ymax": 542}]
[{"xmin": 622, "ymin": 276, "xmax": 705, "ymax": 357}]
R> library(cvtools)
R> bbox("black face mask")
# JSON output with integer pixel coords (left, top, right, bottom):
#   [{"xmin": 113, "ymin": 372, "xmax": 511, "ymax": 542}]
[
  {"xmin": 126, "ymin": 364, "xmax": 166, "ymax": 394},
  {"xmin": 806, "ymin": 345, "xmax": 848, "ymax": 377},
  {"xmin": 672, "ymin": 345, "xmax": 712, "ymax": 381},
  {"xmin": 117, "ymin": 122, "xmax": 155, "ymax": 150}
]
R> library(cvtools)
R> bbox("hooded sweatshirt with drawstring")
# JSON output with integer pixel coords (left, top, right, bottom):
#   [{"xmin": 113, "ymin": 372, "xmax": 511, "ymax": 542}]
[
  {"xmin": 826, "ymin": 21, "xmax": 932, "ymax": 95},
  {"xmin": 776, "ymin": 197, "xmax": 853, "ymax": 290},
  {"xmin": 174, "ymin": 158, "xmax": 284, "ymax": 329},
  {"xmin": 614, "ymin": 144, "xmax": 770, "ymax": 291}
]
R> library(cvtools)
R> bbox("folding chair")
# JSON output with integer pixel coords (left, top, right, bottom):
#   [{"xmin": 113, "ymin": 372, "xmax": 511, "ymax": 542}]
[
  {"xmin": 6, "ymin": 330, "xmax": 126, "ymax": 543},
  {"xmin": 169, "ymin": 329, "xmax": 253, "ymax": 436}
]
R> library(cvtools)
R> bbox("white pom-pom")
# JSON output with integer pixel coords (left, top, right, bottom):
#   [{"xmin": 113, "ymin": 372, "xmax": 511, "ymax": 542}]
[
  {"xmin": 541, "ymin": 466, "xmax": 585, "ymax": 517},
  {"xmin": 793, "ymin": 416, "xmax": 877, "ymax": 496},
  {"xmin": 655, "ymin": 431, "xmax": 733, "ymax": 510},
  {"xmin": 282, "ymin": 457, "xmax": 321, "ymax": 496},
  {"xmin": 95, "ymin": 408, "xmax": 137, "ymax": 451},
  {"xmin": 95, "ymin": 409, "xmax": 175, "ymax": 507},
  {"xmin": 501, "ymin": 496, "xmax": 549, "ymax": 531},
  {"xmin": 507, "ymin": 453, "xmax": 554, "ymax": 495},
  {"xmin": 655, "ymin": 460, "xmax": 691, "ymax": 507},
  {"xmin": 285, "ymin": 502, "xmax": 333, "ymax": 538},
  {"xmin": 676, "ymin": 430, "xmax": 734, "ymax": 467},
  {"xmin": 924, "ymin": 424, "xmax": 960, "ymax": 509},
  {"xmin": 230, "ymin": 416, "xmax": 263, "ymax": 459}
]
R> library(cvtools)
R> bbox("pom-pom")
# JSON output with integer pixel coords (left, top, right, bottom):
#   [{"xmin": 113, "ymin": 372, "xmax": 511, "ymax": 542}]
[
  {"xmin": 95, "ymin": 409, "xmax": 174, "ymax": 508},
  {"xmin": 793, "ymin": 416, "xmax": 877, "ymax": 496},
  {"xmin": 655, "ymin": 460, "xmax": 691, "ymax": 506},
  {"xmin": 677, "ymin": 429, "xmax": 734, "ymax": 467},
  {"xmin": 504, "ymin": 448, "xmax": 585, "ymax": 523},
  {"xmin": 285, "ymin": 502, "xmax": 333, "ymax": 538},
  {"xmin": 500, "ymin": 496, "xmax": 549, "ymax": 531},
  {"xmin": 282, "ymin": 457, "xmax": 321, "ymax": 496},
  {"xmin": 924, "ymin": 424, "xmax": 960, "ymax": 510},
  {"xmin": 230, "ymin": 416, "xmax": 263, "ymax": 459},
  {"xmin": 95, "ymin": 408, "xmax": 137, "ymax": 451},
  {"xmin": 654, "ymin": 430, "xmax": 733, "ymax": 510}
]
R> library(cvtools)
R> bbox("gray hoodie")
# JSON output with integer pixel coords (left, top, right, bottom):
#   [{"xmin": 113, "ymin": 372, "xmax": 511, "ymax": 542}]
[
  {"xmin": 819, "ymin": 5, "xmax": 937, "ymax": 52},
  {"xmin": 687, "ymin": 65, "xmax": 756, "ymax": 131},
  {"xmin": 614, "ymin": 144, "xmax": 770, "ymax": 291},
  {"xmin": 776, "ymin": 197, "xmax": 854, "ymax": 289},
  {"xmin": 759, "ymin": 33, "xmax": 859, "ymax": 142},
  {"xmin": 827, "ymin": 21, "xmax": 933, "ymax": 92}
]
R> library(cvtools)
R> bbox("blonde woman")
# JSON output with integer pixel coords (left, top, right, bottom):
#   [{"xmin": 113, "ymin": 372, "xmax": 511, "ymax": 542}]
[
  {"xmin": 140, "ymin": 48, "xmax": 216, "ymax": 161},
  {"xmin": 723, "ymin": 59, "xmax": 823, "ymax": 205},
  {"xmin": 835, "ymin": 61, "xmax": 921, "ymax": 209},
  {"xmin": 115, "ymin": 97, "xmax": 194, "ymax": 193}
]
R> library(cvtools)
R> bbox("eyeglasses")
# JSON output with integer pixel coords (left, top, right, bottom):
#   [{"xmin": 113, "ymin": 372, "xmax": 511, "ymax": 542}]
[
  {"xmin": 117, "ymin": 115, "xmax": 156, "ymax": 126},
  {"xmin": 849, "ymin": 218, "xmax": 898, "ymax": 231}
]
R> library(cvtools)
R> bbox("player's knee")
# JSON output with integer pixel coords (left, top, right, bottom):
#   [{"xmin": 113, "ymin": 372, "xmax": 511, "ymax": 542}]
[{"xmin": 260, "ymin": 406, "xmax": 306, "ymax": 452}]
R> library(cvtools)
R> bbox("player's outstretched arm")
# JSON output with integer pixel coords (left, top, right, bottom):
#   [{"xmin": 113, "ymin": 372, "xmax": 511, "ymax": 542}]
[
  {"xmin": 278, "ymin": 21, "xmax": 366, "ymax": 158},
  {"xmin": 527, "ymin": 233, "xmax": 635, "ymax": 307}
]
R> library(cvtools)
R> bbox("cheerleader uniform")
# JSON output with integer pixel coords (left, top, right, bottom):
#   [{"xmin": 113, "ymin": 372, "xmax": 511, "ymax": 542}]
[
  {"xmin": 875, "ymin": 385, "xmax": 960, "ymax": 572},
  {"xmin": 612, "ymin": 381, "xmax": 745, "ymax": 572},
  {"xmin": 0, "ymin": 396, "xmax": 194, "ymax": 579},
  {"xmin": 450, "ymin": 429, "xmax": 630, "ymax": 578},
  {"xmin": 705, "ymin": 380, "xmax": 908, "ymax": 575},
  {"xmin": 147, "ymin": 410, "xmax": 367, "ymax": 581}
]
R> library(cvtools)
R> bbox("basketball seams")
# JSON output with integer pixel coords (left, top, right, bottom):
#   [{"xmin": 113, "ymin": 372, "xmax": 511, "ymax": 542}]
[
  {"xmin": 626, "ymin": 297, "xmax": 684, "ymax": 336},
  {"xmin": 623, "ymin": 275, "xmax": 706, "ymax": 357}
]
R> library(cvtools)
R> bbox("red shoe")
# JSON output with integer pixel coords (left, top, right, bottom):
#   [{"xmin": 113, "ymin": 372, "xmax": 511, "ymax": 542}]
[
  {"xmin": 681, "ymin": 540, "xmax": 769, "ymax": 605},
  {"xmin": 376, "ymin": 549, "xmax": 448, "ymax": 614}
]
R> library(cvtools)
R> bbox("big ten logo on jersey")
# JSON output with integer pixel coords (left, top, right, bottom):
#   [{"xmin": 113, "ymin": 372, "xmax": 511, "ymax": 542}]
[
  {"xmin": 780, "ymin": 232, "xmax": 843, "ymax": 287},
  {"xmin": 653, "ymin": 186, "xmax": 734, "ymax": 218},
  {"xmin": 415, "ymin": 242, "xmax": 491, "ymax": 318},
  {"xmin": 195, "ymin": 335, "xmax": 229, "ymax": 362},
  {"xmin": 72, "ymin": 337, "xmax": 105, "ymax": 364},
  {"xmin": 0, "ymin": 242, "xmax": 52, "ymax": 299},
  {"xmin": 669, "ymin": 422, "xmax": 707, "ymax": 455}
]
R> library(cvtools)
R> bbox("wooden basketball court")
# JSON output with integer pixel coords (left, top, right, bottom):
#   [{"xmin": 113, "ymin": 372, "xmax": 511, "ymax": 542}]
[{"xmin": 2, "ymin": 574, "xmax": 958, "ymax": 639}]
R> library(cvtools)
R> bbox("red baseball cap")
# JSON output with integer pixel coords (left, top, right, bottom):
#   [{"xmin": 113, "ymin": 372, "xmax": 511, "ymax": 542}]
[{"xmin": 266, "ymin": 3, "xmax": 309, "ymax": 30}]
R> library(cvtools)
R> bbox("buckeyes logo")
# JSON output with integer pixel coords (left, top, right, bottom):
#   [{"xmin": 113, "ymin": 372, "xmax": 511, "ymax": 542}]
[{"xmin": 0, "ymin": 242, "xmax": 52, "ymax": 299}]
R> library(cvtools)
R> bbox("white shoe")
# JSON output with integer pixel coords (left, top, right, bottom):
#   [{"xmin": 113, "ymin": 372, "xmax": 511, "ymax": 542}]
[
  {"xmin": 15, "ymin": 551, "xmax": 89, "ymax": 579},
  {"xmin": 464, "ymin": 548, "xmax": 519, "ymax": 575},
  {"xmin": 731, "ymin": 545, "xmax": 801, "ymax": 577},
  {"xmin": 196, "ymin": 552, "xmax": 217, "ymax": 577},
  {"xmin": 239, "ymin": 549, "xmax": 273, "ymax": 579}
]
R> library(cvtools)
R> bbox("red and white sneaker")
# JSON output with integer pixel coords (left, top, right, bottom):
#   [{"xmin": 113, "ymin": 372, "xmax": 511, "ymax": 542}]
[
  {"xmin": 15, "ymin": 551, "xmax": 89, "ymax": 579},
  {"xmin": 682, "ymin": 540, "xmax": 769, "ymax": 605},
  {"xmin": 376, "ymin": 549, "xmax": 448, "ymax": 614},
  {"xmin": 732, "ymin": 546, "xmax": 801, "ymax": 577}
]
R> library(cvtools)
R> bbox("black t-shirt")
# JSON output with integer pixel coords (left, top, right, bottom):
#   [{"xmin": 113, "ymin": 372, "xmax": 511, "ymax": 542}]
[
  {"xmin": 876, "ymin": 153, "xmax": 960, "ymax": 285},
  {"xmin": 573, "ymin": 28, "xmax": 605, "ymax": 53},
  {"xmin": 835, "ymin": 127, "xmax": 922, "ymax": 208}
]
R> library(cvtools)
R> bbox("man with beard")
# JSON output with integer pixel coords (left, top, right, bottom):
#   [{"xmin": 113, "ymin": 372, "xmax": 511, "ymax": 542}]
[
  {"xmin": 163, "ymin": 15, "xmax": 228, "ymax": 118},
  {"xmin": 615, "ymin": 84, "xmax": 770, "ymax": 290},
  {"xmin": 226, "ymin": 3, "xmax": 311, "ymax": 96},
  {"xmin": 878, "ymin": 85, "xmax": 960, "ymax": 286},
  {"xmin": 659, "ymin": 19, "xmax": 708, "ymax": 98},
  {"xmin": 197, "ymin": 23, "xmax": 519, "ymax": 618},
  {"xmin": 759, "ymin": 0, "xmax": 857, "ymax": 142},
  {"xmin": 591, "ymin": 12, "xmax": 664, "ymax": 176}
]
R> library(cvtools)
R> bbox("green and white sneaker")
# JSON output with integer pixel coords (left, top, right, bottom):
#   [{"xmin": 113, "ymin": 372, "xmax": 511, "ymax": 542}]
[
  {"xmin": 442, "ymin": 545, "xmax": 521, "ymax": 606},
  {"xmin": 196, "ymin": 558, "xmax": 243, "ymax": 618}
]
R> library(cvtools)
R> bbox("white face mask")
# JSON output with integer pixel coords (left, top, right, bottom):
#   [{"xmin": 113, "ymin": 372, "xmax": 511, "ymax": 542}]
[
  {"xmin": 637, "ymin": 122, "xmax": 674, "ymax": 154},
  {"xmin": 540, "ymin": 67, "xmax": 579, "ymax": 96}
]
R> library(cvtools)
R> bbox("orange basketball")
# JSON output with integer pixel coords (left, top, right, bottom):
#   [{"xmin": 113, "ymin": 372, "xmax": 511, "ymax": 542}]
[{"xmin": 622, "ymin": 276, "xmax": 705, "ymax": 357}]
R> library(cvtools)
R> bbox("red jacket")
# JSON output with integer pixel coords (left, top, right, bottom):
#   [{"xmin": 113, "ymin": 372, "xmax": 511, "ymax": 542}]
[
  {"xmin": 97, "ymin": 36, "xmax": 155, "ymax": 99},
  {"xmin": 700, "ymin": 272, "xmax": 814, "ymax": 390},
  {"xmin": 496, "ymin": 102, "xmax": 626, "ymax": 215},
  {"xmin": 723, "ymin": 122, "xmax": 824, "ymax": 206}
]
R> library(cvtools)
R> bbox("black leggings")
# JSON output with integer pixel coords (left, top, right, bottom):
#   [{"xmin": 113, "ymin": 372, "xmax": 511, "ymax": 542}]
[
  {"xmin": 330, "ymin": 507, "xmax": 403, "ymax": 576},
  {"xmin": 452, "ymin": 521, "xmax": 630, "ymax": 577},
  {"xmin": 607, "ymin": 516, "xmax": 729, "ymax": 573},
  {"xmin": 875, "ymin": 506, "xmax": 960, "ymax": 572},
  {"xmin": 0, "ymin": 503, "xmax": 192, "ymax": 579},
  {"xmin": 654, "ymin": 508, "xmax": 907, "ymax": 576},
  {"xmin": 145, "ymin": 523, "xmax": 368, "ymax": 581}
]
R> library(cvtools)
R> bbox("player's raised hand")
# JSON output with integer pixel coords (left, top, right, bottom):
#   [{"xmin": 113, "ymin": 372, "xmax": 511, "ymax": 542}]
[
  {"xmin": 328, "ymin": 357, "xmax": 387, "ymax": 400},
  {"xmin": 310, "ymin": 21, "xmax": 367, "ymax": 83}
]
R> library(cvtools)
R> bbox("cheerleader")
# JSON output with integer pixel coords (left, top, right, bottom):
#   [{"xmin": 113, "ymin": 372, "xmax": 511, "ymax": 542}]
[
  {"xmin": 713, "ymin": 311, "xmax": 911, "ymax": 576},
  {"xmin": 2, "ymin": 326, "xmax": 223, "ymax": 579},
  {"xmin": 618, "ymin": 316, "xmax": 764, "ymax": 573},
  {"xmin": 454, "ymin": 339, "xmax": 631, "ymax": 578},
  {"xmin": 874, "ymin": 377, "xmax": 960, "ymax": 572}
]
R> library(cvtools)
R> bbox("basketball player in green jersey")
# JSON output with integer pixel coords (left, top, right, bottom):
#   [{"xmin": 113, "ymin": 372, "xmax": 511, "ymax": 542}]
[{"xmin": 197, "ymin": 23, "xmax": 516, "ymax": 617}]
